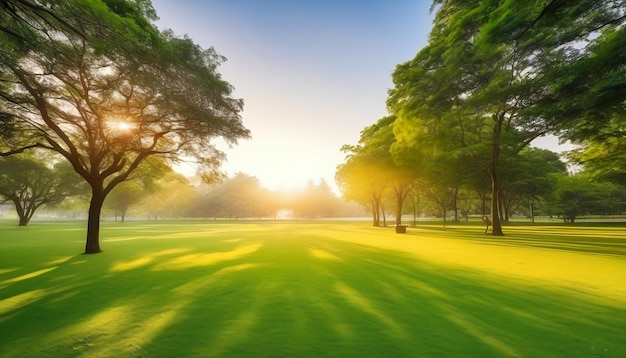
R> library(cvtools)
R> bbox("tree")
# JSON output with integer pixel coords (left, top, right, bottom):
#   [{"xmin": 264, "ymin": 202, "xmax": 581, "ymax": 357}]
[
  {"xmin": 336, "ymin": 116, "xmax": 413, "ymax": 226},
  {"xmin": 567, "ymin": 124, "xmax": 626, "ymax": 187},
  {"xmin": 390, "ymin": 108, "xmax": 482, "ymax": 225},
  {"xmin": 0, "ymin": 1, "xmax": 249, "ymax": 253},
  {"xmin": 190, "ymin": 173, "xmax": 272, "ymax": 220},
  {"xmin": 105, "ymin": 157, "xmax": 174, "ymax": 222},
  {"xmin": 547, "ymin": 174, "xmax": 626, "ymax": 223},
  {"xmin": 498, "ymin": 148, "xmax": 567, "ymax": 222},
  {"xmin": 0, "ymin": 152, "xmax": 82, "ymax": 225},
  {"xmin": 292, "ymin": 179, "xmax": 340, "ymax": 219},
  {"xmin": 105, "ymin": 181, "xmax": 146, "ymax": 222},
  {"xmin": 388, "ymin": 0, "xmax": 624, "ymax": 235},
  {"xmin": 139, "ymin": 176, "xmax": 198, "ymax": 220},
  {"xmin": 360, "ymin": 116, "xmax": 416, "ymax": 226},
  {"xmin": 336, "ymin": 151, "xmax": 389, "ymax": 226}
]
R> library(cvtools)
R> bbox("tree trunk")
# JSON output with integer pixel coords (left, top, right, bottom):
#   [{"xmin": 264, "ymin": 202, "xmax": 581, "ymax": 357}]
[
  {"xmin": 371, "ymin": 199, "xmax": 379, "ymax": 226},
  {"xmin": 412, "ymin": 196, "xmax": 417, "ymax": 226},
  {"xmin": 381, "ymin": 203, "xmax": 387, "ymax": 227},
  {"xmin": 502, "ymin": 194, "xmax": 515, "ymax": 223},
  {"xmin": 481, "ymin": 193, "xmax": 488, "ymax": 216},
  {"xmin": 18, "ymin": 215, "xmax": 28, "ymax": 226},
  {"xmin": 395, "ymin": 196, "xmax": 403, "ymax": 226},
  {"xmin": 11, "ymin": 198, "xmax": 28, "ymax": 226},
  {"xmin": 490, "ymin": 171, "xmax": 504, "ymax": 236},
  {"xmin": 85, "ymin": 189, "xmax": 105, "ymax": 254},
  {"xmin": 453, "ymin": 186, "xmax": 459, "ymax": 221},
  {"xmin": 490, "ymin": 114, "xmax": 504, "ymax": 236},
  {"xmin": 498, "ymin": 192, "xmax": 504, "ymax": 221},
  {"xmin": 489, "ymin": 169, "xmax": 505, "ymax": 235},
  {"xmin": 442, "ymin": 206, "xmax": 447, "ymax": 230}
]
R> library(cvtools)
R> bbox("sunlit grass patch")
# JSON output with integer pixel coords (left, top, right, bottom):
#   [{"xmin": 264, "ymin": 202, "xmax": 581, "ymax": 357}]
[
  {"xmin": 153, "ymin": 243, "xmax": 262, "ymax": 270},
  {"xmin": 309, "ymin": 248, "xmax": 341, "ymax": 261},
  {"xmin": 0, "ymin": 289, "xmax": 48, "ymax": 315},
  {"xmin": 0, "ymin": 220, "xmax": 624, "ymax": 357}
]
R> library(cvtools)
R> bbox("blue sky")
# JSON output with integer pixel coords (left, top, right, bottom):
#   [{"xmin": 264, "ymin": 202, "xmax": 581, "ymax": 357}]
[
  {"xmin": 150, "ymin": 0, "xmax": 569, "ymax": 191},
  {"xmin": 151, "ymin": 0, "xmax": 435, "ymax": 191}
]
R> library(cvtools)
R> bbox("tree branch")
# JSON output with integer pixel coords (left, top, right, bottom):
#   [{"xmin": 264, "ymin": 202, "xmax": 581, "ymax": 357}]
[{"xmin": 0, "ymin": 142, "xmax": 47, "ymax": 156}]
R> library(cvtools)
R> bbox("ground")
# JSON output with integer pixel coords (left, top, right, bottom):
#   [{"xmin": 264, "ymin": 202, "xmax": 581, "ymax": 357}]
[{"xmin": 0, "ymin": 220, "xmax": 624, "ymax": 357}]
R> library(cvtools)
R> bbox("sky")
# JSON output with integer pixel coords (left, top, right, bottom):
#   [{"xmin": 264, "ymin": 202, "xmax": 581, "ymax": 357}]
[
  {"xmin": 150, "ymin": 0, "xmax": 570, "ymax": 192},
  {"xmin": 150, "ymin": 0, "xmax": 434, "ymax": 192}
]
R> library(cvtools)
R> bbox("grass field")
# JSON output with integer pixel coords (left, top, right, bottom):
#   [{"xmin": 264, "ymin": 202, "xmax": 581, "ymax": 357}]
[{"xmin": 1, "ymin": 220, "xmax": 625, "ymax": 357}]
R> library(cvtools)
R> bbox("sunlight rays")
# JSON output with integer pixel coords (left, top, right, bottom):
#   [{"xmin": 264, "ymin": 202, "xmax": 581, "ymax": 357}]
[
  {"xmin": 438, "ymin": 302, "xmax": 520, "ymax": 357},
  {"xmin": 0, "ymin": 289, "xmax": 47, "ymax": 316},
  {"xmin": 1, "ymin": 221, "xmax": 624, "ymax": 357},
  {"xmin": 34, "ymin": 263, "xmax": 262, "ymax": 357},
  {"xmin": 309, "ymin": 248, "xmax": 341, "ymax": 261},
  {"xmin": 334, "ymin": 282, "xmax": 406, "ymax": 337},
  {"xmin": 0, "ymin": 267, "xmax": 58, "ymax": 287},
  {"xmin": 172, "ymin": 263, "xmax": 260, "ymax": 296},
  {"xmin": 206, "ymin": 309, "xmax": 258, "ymax": 356},
  {"xmin": 109, "ymin": 248, "xmax": 190, "ymax": 272},
  {"xmin": 153, "ymin": 243, "xmax": 262, "ymax": 271}
]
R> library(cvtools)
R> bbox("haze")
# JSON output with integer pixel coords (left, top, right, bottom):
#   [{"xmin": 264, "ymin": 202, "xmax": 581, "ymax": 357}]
[{"xmin": 151, "ymin": 0, "xmax": 434, "ymax": 191}]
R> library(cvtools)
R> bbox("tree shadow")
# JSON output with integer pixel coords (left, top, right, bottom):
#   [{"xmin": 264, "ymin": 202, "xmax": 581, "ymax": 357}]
[
  {"xmin": 0, "ymin": 224, "xmax": 624, "ymax": 357},
  {"xmin": 411, "ymin": 224, "xmax": 626, "ymax": 258}
]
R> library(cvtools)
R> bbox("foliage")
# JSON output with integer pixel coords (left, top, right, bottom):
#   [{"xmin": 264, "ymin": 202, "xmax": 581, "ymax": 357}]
[
  {"xmin": 140, "ymin": 175, "xmax": 198, "ymax": 220},
  {"xmin": 215, "ymin": 173, "xmax": 270, "ymax": 219},
  {"xmin": 105, "ymin": 181, "xmax": 147, "ymax": 222},
  {"xmin": 0, "ymin": 152, "xmax": 83, "ymax": 225},
  {"xmin": 567, "ymin": 122, "xmax": 626, "ymax": 187},
  {"xmin": 291, "ymin": 179, "xmax": 341, "ymax": 219},
  {"xmin": 386, "ymin": 0, "xmax": 625, "ymax": 235},
  {"xmin": 190, "ymin": 175, "xmax": 349, "ymax": 220},
  {"xmin": 105, "ymin": 157, "xmax": 175, "ymax": 222},
  {"xmin": 498, "ymin": 148, "xmax": 568, "ymax": 221},
  {"xmin": 546, "ymin": 173, "xmax": 626, "ymax": 222},
  {"xmin": 336, "ymin": 116, "xmax": 416, "ymax": 226},
  {"xmin": 0, "ymin": 0, "xmax": 249, "ymax": 252}
]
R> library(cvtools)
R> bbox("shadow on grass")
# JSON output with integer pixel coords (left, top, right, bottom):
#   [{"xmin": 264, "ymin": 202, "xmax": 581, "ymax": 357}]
[
  {"xmin": 0, "ymin": 223, "xmax": 624, "ymax": 357},
  {"xmin": 411, "ymin": 223, "xmax": 626, "ymax": 258}
]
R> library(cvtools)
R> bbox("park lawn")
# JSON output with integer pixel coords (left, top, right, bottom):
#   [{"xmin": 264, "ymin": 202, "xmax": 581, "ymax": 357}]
[{"xmin": 0, "ymin": 220, "xmax": 625, "ymax": 357}]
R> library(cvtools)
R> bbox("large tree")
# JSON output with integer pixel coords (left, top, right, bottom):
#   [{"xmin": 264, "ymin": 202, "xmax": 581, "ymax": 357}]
[
  {"xmin": 0, "ymin": 0, "xmax": 249, "ymax": 253},
  {"xmin": 388, "ymin": 0, "xmax": 624, "ymax": 235}
]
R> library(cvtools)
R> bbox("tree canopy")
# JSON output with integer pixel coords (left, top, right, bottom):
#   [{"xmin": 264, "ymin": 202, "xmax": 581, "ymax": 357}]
[
  {"xmin": 382, "ymin": 0, "xmax": 625, "ymax": 234},
  {"xmin": 0, "ymin": 0, "xmax": 249, "ymax": 252},
  {"xmin": 0, "ymin": 151, "xmax": 83, "ymax": 225}
]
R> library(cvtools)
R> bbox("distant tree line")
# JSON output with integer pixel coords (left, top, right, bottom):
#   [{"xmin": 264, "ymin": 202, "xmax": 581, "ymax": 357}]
[
  {"xmin": 187, "ymin": 174, "xmax": 361, "ymax": 220},
  {"xmin": 110, "ymin": 173, "xmax": 365, "ymax": 221},
  {"xmin": 0, "ymin": 158, "xmax": 365, "ymax": 224}
]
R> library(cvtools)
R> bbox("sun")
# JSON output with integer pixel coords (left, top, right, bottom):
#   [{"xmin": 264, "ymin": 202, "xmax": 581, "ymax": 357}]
[
  {"xmin": 115, "ymin": 121, "xmax": 133, "ymax": 131},
  {"xmin": 106, "ymin": 119, "xmax": 136, "ymax": 135}
]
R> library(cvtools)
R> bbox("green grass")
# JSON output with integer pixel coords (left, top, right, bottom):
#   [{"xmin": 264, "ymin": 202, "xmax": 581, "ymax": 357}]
[{"xmin": 1, "ymin": 220, "xmax": 625, "ymax": 357}]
